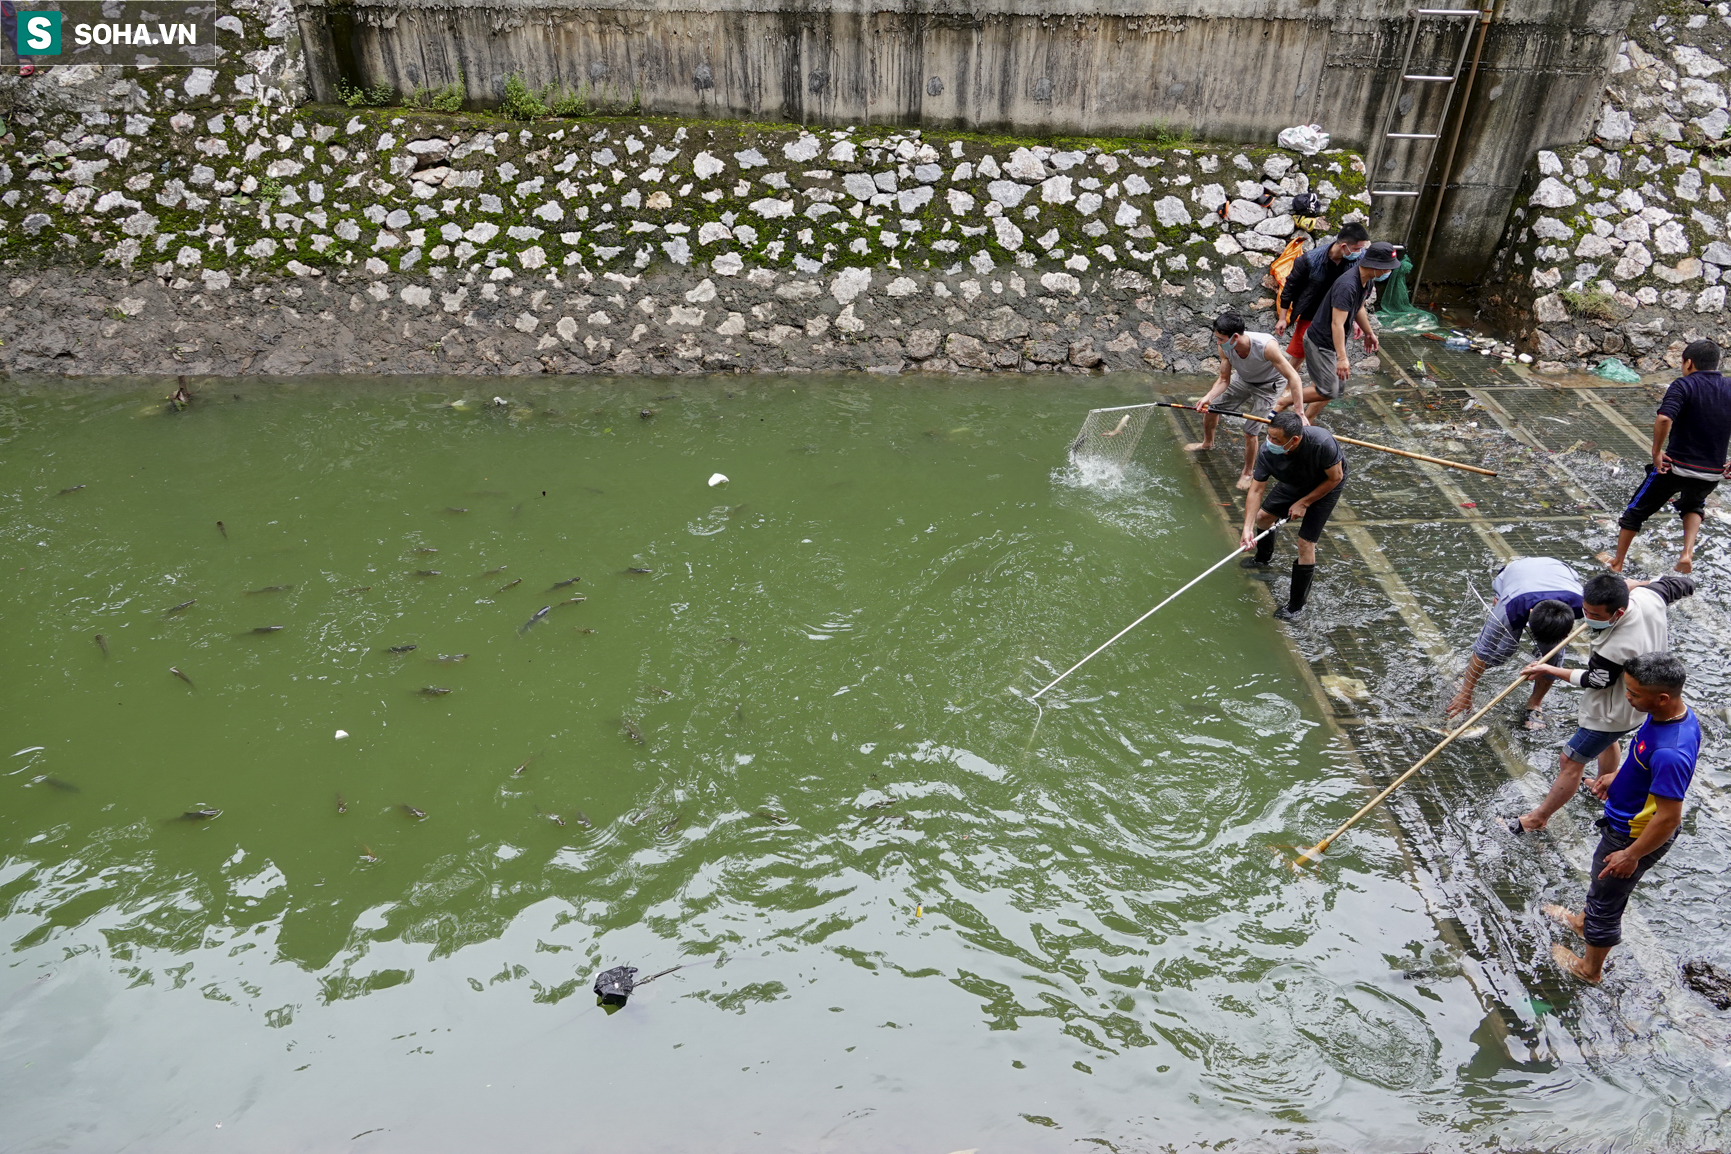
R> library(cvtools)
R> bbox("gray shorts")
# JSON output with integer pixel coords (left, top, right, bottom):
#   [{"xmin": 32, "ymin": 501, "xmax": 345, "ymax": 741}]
[
  {"xmin": 1210, "ymin": 372, "xmax": 1280, "ymax": 434},
  {"xmin": 1302, "ymin": 333, "xmax": 1348, "ymax": 399}
]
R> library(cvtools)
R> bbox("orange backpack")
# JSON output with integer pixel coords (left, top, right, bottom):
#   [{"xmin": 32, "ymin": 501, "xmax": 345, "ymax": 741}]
[{"xmin": 1269, "ymin": 239, "xmax": 1306, "ymax": 325}]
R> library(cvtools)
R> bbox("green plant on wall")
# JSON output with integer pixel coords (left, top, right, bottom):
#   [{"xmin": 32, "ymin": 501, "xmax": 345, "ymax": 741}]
[
  {"xmin": 410, "ymin": 74, "xmax": 466, "ymax": 113},
  {"xmin": 337, "ymin": 79, "xmax": 396, "ymax": 108},
  {"xmin": 1559, "ymin": 288, "xmax": 1622, "ymax": 322},
  {"xmin": 501, "ymin": 74, "xmax": 547, "ymax": 121},
  {"xmin": 548, "ymin": 85, "xmax": 588, "ymax": 118}
]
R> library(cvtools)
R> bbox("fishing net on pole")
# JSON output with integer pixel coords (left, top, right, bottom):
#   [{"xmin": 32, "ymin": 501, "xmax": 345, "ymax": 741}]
[{"xmin": 1067, "ymin": 404, "xmax": 1156, "ymax": 470}]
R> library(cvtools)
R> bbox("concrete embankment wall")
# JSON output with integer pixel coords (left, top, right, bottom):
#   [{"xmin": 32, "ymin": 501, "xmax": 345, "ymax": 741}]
[{"xmin": 289, "ymin": 0, "xmax": 1638, "ymax": 282}]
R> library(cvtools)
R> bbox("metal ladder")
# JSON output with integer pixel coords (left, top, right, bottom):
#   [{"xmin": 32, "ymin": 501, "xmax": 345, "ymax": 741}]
[{"xmin": 1365, "ymin": 7, "xmax": 1489, "ymax": 249}]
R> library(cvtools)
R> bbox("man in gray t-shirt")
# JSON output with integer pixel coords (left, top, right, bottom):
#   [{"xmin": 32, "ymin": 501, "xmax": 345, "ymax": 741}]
[{"xmin": 1184, "ymin": 311, "xmax": 1305, "ymax": 491}]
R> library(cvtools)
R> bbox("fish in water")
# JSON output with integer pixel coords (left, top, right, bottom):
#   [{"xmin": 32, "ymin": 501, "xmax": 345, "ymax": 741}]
[
  {"xmin": 757, "ymin": 811, "xmax": 788, "ymax": 825},
  {"xmin": 176, "ymin": 808, "xmax": 221, "ymax": 821},
  {"xmin": 445, "ymin": 507, "xmax": 469, "ymax": 514},
  {"xmin": 624, "ymin": 567, "xmax": 653, "ymax": 575},
  {"xmin": 170, "ymin": 666, "xmax": 193, "ymax": 687},
  {"xmin": 1419, "ymin": 724, "xmax": 1489, "ymax": 740},
  {"xmin": 359, "ymin": 844, "xmax": 378, "ymax": 862},
  {"xmin": 621, "ymin": 718, "xmax": 646, "ymax": 744},
  {"xmin": 551, "ymin": 576, "xmax": 582, "ymax": 590},
  {"xmin": 216, "ymin": 521, "xmax": 227, "ymax": 538},
  {"xmin": 418, "ymin": 686, "xmax": 452, "ymax": 697},
  {"xmin": 246, "ymin": 585, "xmax": 295, "ymax": 595},
  {"xmin": 94, "ymin": 634, "xmax": 108, "ymax": 656},
  {"xmin": 511, "ymin": 756, "xmax": 533, "ymax": 777},
  {"xmin": 401, "ymin": 804, "xmax": 427, "ymax": 819},
  {"xmin": 336, "ymin": 793, "xmax": 348, "ymax": 814},
  {"xmin": 519, "ymin": 605, "xmax": 551, "ymax": 634},
  {"xmin": 165, "ymin": 599, "xmax": 197, "ymax": 615},
  {"xmin": 414, "ymin": 547, "xmax": 440, "ymax": 555},
  {"xmin": 343, "ymin": 586, "xmax": 372, "ymax": 594},
  {"xmin": 388, "ymin": 644, "xmax": 418, "ymax": 654},
  {"xmin": 481, "ymin": 566, "xmax": 508, "ymax": 577},
  {"xmin": 576, "ymin": 628, "xmax": 596, "ymax": 635},
  {"xmin": 723, "ymin": 636, "xmax": 748, "ymax": 647},
  {"xmin": 574, "ymin": 810, "xmax": 593, "ymax": 829},
  {"xmin": 536, "ymin": 807, "xmax": 566, "ymax": 827},
  {"xmin": 559, "ymin": 596, "xmax": 586, "ymax": 607},
  {"xmin": 251, "ymin": 625, "xmax": 285, "ymax": 634},
  {"xmin": 645, "ymin": 685, "xmax": 672, "ymax": 698},
  {"xmin": 657, "ymin": 813, "xmax": 683, "ymax": 836},
  {"xmin": 44, "ymin": 776, "xmax": 81, "ymax": 793},
  {"xmin": 434, "ymin": 653, "xmax": 468, "ymax": 664},
  {"xmin": 498, "ymin": 578, "xmax": 522, "ymax": 593},
  {"xmin": 58, "ymin": 484, "xmax": 86, "ymax": 495},
  {"xmin": 415, "ymin": 570, "xmax": 442, "ymax": 578}
]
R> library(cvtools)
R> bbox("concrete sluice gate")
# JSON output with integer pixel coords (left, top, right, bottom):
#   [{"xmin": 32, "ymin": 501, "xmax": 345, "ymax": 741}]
[
  {"xmin": 1167, "ymin": 332, "xmax": 1731, "ymax": 1088},
  {"xmin": 293, "ymin": 0, "xmax": 1629, "ymax": 281}
]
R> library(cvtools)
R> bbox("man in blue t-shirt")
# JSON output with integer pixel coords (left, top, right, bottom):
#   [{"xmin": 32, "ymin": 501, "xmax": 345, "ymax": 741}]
[
  {"xmin": 1609, "ymin": 339, "xmax": 1730, "ymax": 575},
  {"xmin": 1544, "ymin": 651, "xmax": 1700, "ymax": 984}
]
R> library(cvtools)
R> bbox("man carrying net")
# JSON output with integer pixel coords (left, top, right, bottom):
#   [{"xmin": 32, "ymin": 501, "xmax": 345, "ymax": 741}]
[
  {"xmin": 1239, "ymin": 411, "xmax": 1347, "ymax": 622},
  {"xmin": 1183, "ymin": 312, "xmax": 1307, "ymax": 491}
]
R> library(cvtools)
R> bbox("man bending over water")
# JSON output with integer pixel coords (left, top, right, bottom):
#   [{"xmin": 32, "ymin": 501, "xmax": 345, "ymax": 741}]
[
  {"xmin": 1446, "ymin": 556, "xmax": 1583, "ymax": 730},
  {"xmin": 1546, "ymin": 652, "xmax": 1700, "ymax": 983},
  {"xmin": 1183, "ymin": 311, "xmax": 1307, "ymax": 491}
]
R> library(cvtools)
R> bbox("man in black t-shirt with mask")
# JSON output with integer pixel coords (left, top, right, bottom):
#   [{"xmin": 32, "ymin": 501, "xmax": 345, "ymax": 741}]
[{"xmin": 1240, "ymin": 411, "xmax": 1347, "ymax": 621}]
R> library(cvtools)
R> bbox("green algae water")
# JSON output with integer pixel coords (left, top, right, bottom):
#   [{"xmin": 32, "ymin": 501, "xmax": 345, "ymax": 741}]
[{"xmin": 0, "ymin": 377, "xmax": 1716, "ymax": 1152}]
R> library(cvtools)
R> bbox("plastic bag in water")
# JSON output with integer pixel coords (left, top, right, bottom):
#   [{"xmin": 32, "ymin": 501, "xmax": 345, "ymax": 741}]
[
  {"xmin": 1593, "ymin": 357, "xmax": 1642, "ymax": 383},
  {"xmin": 1277, "ymin": 124, "xmax": 1331, "ymax": 155}
]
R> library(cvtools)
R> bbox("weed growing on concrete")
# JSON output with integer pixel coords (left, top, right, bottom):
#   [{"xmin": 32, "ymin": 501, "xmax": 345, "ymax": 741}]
[
  {"xmin": 1559, "ymin": 288, "xmax": 1622, "ymax": 321},
  {"xmin": 502, "ymin": 74, "xmax": 548, "ymax": 121}
]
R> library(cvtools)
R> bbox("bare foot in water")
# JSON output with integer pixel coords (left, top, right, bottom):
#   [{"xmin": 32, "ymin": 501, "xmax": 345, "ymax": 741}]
[
  {"xmin": 1595, "ymin": 550, "xmax": 1618, "ymax": 570},
  {"xmin": 1235, "ymin": 473, "xmax": 1254, "ymax": 491},
  {"xmin": 1675, "ymin": 556, "xmax": 1693, "ymax": 574},
  {"xmin": 1183, "ymin": 441, "xmax": 1213, "ymax": 453},
  {"xmin": 1551, "ymin": 942, "xmax": 1602, "ymax": 984},
  {"xmin": 1542, "ymin": 904, "xmax": 1584, "ymax": 936}
]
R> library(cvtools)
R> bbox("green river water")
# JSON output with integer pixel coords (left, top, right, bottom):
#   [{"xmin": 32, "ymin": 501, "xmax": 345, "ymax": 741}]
[{"xmin": 0, "ymin": 377, "xmax": 1697, "ymax": 1151}]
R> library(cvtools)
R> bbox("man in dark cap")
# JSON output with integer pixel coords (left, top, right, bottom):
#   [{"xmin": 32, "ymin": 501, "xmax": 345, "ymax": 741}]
[{"xmin": 1277, "ymin": 239, "xmax": 1401, "ymax": 420}]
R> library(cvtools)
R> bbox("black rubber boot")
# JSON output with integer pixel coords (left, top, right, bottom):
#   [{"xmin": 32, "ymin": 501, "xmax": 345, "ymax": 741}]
[{"xmin": 1276, "ymin": 562, "xmax": 1316, "ymax": 620}]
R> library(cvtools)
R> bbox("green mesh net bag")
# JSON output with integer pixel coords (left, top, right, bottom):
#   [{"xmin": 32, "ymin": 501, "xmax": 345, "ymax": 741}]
[{"xmin": 1374, "ymin": 254, "xmax": 1443, "ymax": 334}]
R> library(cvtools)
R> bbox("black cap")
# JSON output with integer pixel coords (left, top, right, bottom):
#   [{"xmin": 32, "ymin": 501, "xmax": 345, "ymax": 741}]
[{"xmin": 1361, "ymin": 241, "xmax": 1401, "ymax": 270}]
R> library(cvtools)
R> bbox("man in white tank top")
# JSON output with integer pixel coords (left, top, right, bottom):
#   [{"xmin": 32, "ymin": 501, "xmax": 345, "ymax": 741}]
[{"xmin": 1184, "ymin": 312, "xmax": 1307, "ymax": 490}]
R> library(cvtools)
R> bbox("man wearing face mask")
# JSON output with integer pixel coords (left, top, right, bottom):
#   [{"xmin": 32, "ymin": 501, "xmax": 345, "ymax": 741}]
[
  {"xmin": 1239, "ymin": 410, "xmax": 1346, "ymax": 622},
  {"xmin": 1185, "ymin": 312, "xmax": 1308, "ymax": 491},
  {"xmin": 1279, "ymin": 240, "xmax": 1399, "ymax": 421},
  {"xmin": 1275, "ymin": 222, "xmax": 1371, "ymax": 360},
  {"xmin": 1508, "ymin": 570, "xmax": 1695, "ymax": 834}
]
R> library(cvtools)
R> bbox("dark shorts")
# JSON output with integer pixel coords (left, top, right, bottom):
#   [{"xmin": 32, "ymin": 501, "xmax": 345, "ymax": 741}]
[
  {"xmin": 1562, "ymin": 725, "xmax": 1635, "ymax": 764},
  {"xmin": 1618, "ymin": 463, "xmax": 1720, "ymax": 531},
  {"xmin": 1301, "ymin": 331, "xmax": 1349, "ymax": 400},
  {"xmin": 1582, "ymin": 822, "xmax": 1676, "ymax": 948},
  {"xmin": 1261, "ymin": 481, "xmax": 1343, "ymax": 543}
]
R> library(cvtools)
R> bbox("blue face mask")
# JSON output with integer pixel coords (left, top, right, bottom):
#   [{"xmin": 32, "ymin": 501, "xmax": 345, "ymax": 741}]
[
  {"xmin": 1265, "ymin": 438, "xmax": 1289, "ymax": 455},
  {"xmin": 1586, "ymin": 614, "xmax": 1618, "ymax": 630},
  {"xmin": 1343, "ymin": 248, "xmax": 1365, "ymax": 262},
  {"xmin": 1374, "ymin": 271, "xmax": 1392, "ymax": 283}
]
